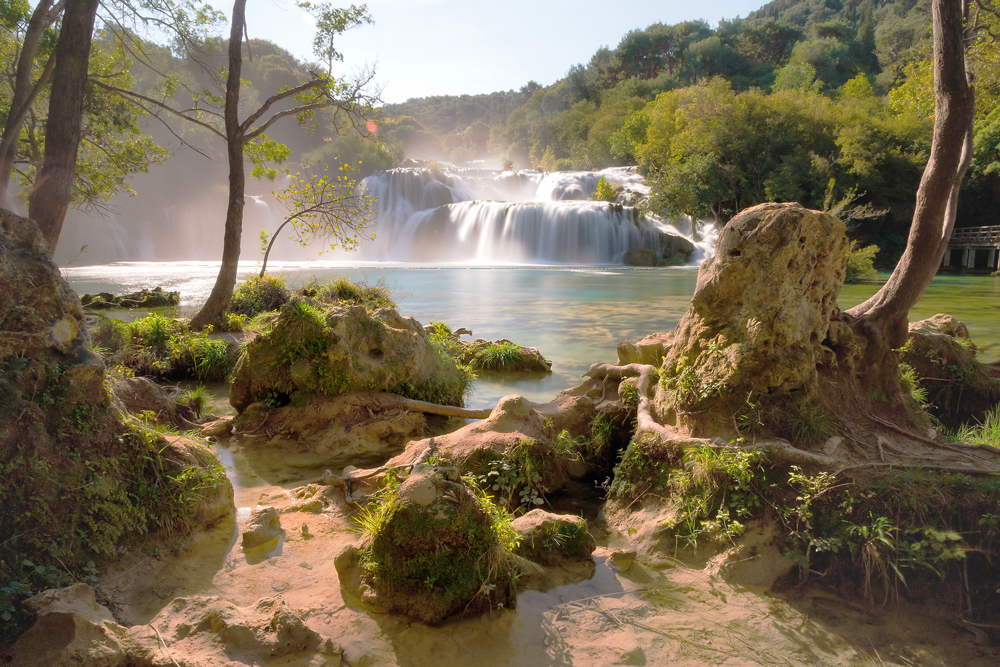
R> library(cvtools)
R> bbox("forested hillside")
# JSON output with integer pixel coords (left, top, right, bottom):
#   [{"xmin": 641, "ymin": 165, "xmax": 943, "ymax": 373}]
[{"xmin": 382, "ymin": 0, "xmax": 1000, "ymax": 262}]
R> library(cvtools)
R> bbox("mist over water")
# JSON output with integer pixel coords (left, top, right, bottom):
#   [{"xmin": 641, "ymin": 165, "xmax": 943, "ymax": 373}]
[
  {"xmin": 55, "ymin": 163, "xmax": 716, "ymax": 267},
  {"xmin": 356, "ymin": 165, "xmax": 715, "ymax": 264}
]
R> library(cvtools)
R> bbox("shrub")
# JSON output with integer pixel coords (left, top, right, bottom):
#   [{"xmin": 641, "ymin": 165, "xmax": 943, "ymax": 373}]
[
  {"xmin": 592, "ymin": 175, "xmax": 618, "ymax": 202},
  {"xmin": 845, "ymin": 241, "xmax": 879, "ymax": 283},
  {"xmin": 229, "ymin": 274, "xmax": 290, "ymax": 316}
]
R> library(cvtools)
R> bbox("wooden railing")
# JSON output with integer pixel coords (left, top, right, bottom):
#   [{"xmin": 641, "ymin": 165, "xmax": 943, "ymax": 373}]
[{"xmin": 950, "ymin": 225, "xmax": 1000, "ymax": 245}]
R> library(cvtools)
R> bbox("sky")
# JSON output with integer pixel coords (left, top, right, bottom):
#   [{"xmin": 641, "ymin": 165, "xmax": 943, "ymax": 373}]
[{"xmin": 228, "ymin": 0, "xmax": 768, "ymax": 104}]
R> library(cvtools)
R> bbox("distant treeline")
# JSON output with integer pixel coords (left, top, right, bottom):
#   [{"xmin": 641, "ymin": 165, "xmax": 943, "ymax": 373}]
[{"xmin": 380, "ymin": 0, "xmax": 1000, "ymax": 263}]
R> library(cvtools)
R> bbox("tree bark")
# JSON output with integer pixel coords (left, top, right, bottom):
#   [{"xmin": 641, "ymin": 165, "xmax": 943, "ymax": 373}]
[
  {"xmin": 846, "ymin": 0, "xmax": 975, "ymax": 348},
  {"xmin": 25, "ymin": 0, "xmax": 98, "ymax": 254},
  {"xmin": 190, "ymin": 0, "xmax": 247, "ymax": 330},
  {"xmin": 0, "ymin": 0, "xmax": 60, "ymax": 209}
]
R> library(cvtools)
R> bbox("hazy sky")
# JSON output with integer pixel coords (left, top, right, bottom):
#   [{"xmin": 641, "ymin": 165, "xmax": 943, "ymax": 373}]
[{"xmin": 231, "ymin": 0, "xmax": 767, "ymax": 103}]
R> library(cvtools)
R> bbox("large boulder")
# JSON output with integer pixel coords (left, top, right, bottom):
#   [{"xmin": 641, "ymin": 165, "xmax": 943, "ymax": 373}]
[
  {"xmin": 0, "ymin": 211, "xmax": 89, "ymax": 361},
  {"xmin": 653, "ymin": 202, "xmax": 848, "ymax": 438},
  {"xmin": 338, "ymin": 466, "xmax": 518, "ymax": 625},
  {"xmin": 460, "ymin": 338, "xmax": 552, "ymax": 373},
  {"xmin": 229, "ymin": 301, "xmax": 469, "ymax": 412},
  {"xmin": 5, "ymin": 584, "xmax": 125, "ymax": 667}
]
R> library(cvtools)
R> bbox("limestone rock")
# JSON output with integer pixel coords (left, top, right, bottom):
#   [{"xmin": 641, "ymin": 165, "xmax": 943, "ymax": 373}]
[
  {"xmin": 242, "ymin": 507, "xmax": 284, "ymax": 549},
  {"xmin": 460, "ymin": 337, "xmax": 552, "ymax": 373},
  {"xmin": 617, "ymin": 332, "xmax": 674, "ymax": 367},
  {"xmin": 901, "ymin": 313, "xmax": 1000, "ymax": 426},
  {"xmin": 655, "ymin": 203, "xmax": 847, "ymax": 436},
  {"xmin": 511, "ymin": 510, "xmax": 597, "ymax": 566},
  {"xmin": 126, "ymin": 595, "xmax": 342, "ymax": 666},
  {"xmin": 234, "ymin": 391, "xmax": 425, "ymax": 468},
  {"xmin": 110, "ymin": 376, "xmax": 200, "ymax": 429},
  {"xmin": 6, "ymin": 584, "xmax": 125, "ymax": 667},
  {"xmin": 608, "ymin": 549, "xmax": 638, "ymax": 572},
  {"xmin": 229, "ymin": 301, "xmax": 468, "ymax": 412},
  {"xmin": 346, "ymin": 467, "xmax": 517, "ymax": 625},
  {"xmin": 80, "ymin": 287, "xmax": 179, "ymax": 310}
]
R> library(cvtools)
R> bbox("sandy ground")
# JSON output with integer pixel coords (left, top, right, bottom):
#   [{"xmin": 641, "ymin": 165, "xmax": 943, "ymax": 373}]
[{"xmin": 95, "ymin": 440, "xmax": 1000, "ymax": 667}]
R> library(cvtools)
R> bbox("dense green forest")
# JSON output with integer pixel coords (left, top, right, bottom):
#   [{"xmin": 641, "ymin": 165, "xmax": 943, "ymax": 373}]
[
  {"xmin": 383, "ymin": 0, "xmax": 1000, "ymax": 262},
  {"xmin": 1, "ymin": 0, "xmax": 997, "ymax": 265}
]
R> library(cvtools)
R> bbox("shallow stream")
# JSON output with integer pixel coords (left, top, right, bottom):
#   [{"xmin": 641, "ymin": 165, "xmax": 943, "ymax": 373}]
[{"xmin": 68, "ymin": 264, "xmax": 1000, "ymax": 665}]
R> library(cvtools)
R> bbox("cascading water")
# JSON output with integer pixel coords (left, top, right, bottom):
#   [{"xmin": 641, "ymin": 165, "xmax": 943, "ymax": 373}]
[
  {"xmin": 53, "ymin": 161, "xmax": 714, "ymax": 265},
  {"xmin": 356, "ymin": 165, "xmax": 715, "ymax": 265}
]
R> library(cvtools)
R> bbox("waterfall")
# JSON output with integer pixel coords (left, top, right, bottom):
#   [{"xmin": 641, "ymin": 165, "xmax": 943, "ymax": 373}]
[{"xmin": 357, "ymin": 165, "xmax": 711, "ymax": 265}]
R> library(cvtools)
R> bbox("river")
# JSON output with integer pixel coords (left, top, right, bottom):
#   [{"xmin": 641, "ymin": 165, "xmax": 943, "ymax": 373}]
[{"xmin": 65, "ymin": 262, "xmax": 1000, "ymax": 410}]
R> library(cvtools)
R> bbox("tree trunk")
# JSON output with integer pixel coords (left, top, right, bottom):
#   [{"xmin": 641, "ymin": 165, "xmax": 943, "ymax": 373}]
[
  {"xmin": 0, "ymin": 0, "xmax": 59, "ymax": 209},
  {"xmin": 25, "ymin": 0, "xmax": 98, "ymax": 255},
  {"xmin": 846, "ymin": 0, "xmax": 975, "ymax": 349},
  {"xmin": 190, "ymin": 0, "xmax": 247, "ymax": 330}
]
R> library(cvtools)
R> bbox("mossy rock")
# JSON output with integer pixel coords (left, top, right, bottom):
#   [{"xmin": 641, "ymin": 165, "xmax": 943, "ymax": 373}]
[
  {"xmin": 511, "ymin": 510, "xmax": 596, "ymax": 566},
  {"xmin": 80, "ymin": 286, "xmax": 180, "ymax": 309},
  {"xmin": 229, "ymin": 300, "xmax": 470, "ymax": 412},
  {"xmin": 460, "ymin": 338, "xmax": 551, "ymax": 373},
  {"xmin": 0, "ymin": 212, "xmax": 232, "ymax": 645},
  {"xmin": 900, "ymin": 314, "xmax": 1000, "ymax": 427},
  {"xmin": 347, "ymin": 467, "xmax": 518, "ymax": 625}
]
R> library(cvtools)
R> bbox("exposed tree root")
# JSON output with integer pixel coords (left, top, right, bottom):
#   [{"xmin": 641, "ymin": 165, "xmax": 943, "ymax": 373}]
[
  {"xmin": 585, "ymin": 361, "xmax": 1000, "ymax": 473},
  {"xmin": 585, "ymin": 362, "xmax": 837, "ymax": 468}
]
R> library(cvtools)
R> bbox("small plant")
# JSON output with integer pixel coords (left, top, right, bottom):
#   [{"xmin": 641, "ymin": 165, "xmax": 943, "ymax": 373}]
[
  {"xmin": 619, "ymin": 378, "xmax": 640, "ymax": 407},
  {"xmin": 592, "ymin": 175, "xmax": 618, "ymax": 202},
  {"xmin": 949, "ymin": 408, "xmax": 1000, "ymax": 447},
  {"xmin": 477, "ymin": 439, "xmax": 551, "ymax": 510},
  {"xmin": 179, "ymin": 384, "xmax": 211, "ymax": 417},
  {"xmin": 898, "ymin": 362, "xmax": 929, "ymax": 405}
]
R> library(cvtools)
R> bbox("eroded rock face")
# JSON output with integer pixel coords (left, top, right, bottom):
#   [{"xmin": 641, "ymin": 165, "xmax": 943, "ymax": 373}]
[
  {"xmin": 339, "ymin": 466, "xmax": 517, "ymax": 625},
  {"xmin": 654, "ymin": 203, "xmax": 847, "ymax": 435},
  {"xmin": 126, "ymin": 595, "xmax": 342, "ymax": 666},
  {"xmin": 5, "ymin": 584, "xmax": 125, "ymax": 667},
  {"xmin": 229, "ymin": 301, "xmax": 468, "ymax": 412}
]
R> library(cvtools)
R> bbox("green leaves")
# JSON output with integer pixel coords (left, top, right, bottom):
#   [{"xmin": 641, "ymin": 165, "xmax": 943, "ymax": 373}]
[{"xmin": 298, "ymin": 2, "xmax": 373, "ymax": 71}]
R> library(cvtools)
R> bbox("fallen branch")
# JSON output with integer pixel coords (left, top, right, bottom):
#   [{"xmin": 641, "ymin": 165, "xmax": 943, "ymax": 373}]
[{"xmin": 397, "ymin": 397, "xmax": 491, "ymax": 419}]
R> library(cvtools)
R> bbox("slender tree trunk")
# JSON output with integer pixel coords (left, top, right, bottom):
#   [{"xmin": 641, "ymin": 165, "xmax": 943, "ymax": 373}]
[
  {"xmin": 26, "ymin": 0, "xmax": 99, "ymax": 255},
  {"xmin": 260, "ymin": 216, "xmax": 294, "ymax": 277},
  {"xmin": 190, "ymin": 0, "xmax": 247, "ymax": 329},
  {"xmin": 846, "ymin": 0, "xmax": 975, "ymax": 349},
  {"xmin": 0, "ymin": 0, "xmax": 60, "ymax": 209}
]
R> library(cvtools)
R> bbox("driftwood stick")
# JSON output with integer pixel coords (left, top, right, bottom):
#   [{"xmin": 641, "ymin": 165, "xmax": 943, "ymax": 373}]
[{"xmin": 397, "ymin": 397, "xmax": 492, "ymax": 419}]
